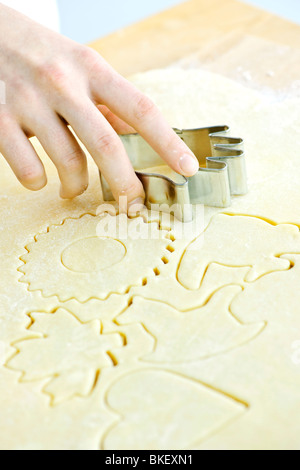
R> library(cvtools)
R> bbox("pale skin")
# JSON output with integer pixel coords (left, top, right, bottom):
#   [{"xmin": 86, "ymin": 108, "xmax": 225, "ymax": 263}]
[{"xmin": 0, "ymin": 3, "xmax": 199, "ymax": 211}]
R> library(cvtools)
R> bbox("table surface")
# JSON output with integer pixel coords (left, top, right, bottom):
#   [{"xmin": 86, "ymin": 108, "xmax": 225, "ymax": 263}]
[{"xmin": 90, "ymin": 0, "xmax": 300, "ymax": 85}]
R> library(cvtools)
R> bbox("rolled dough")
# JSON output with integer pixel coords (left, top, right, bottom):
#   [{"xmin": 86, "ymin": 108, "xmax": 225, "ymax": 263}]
[{"xmin": 0, "ymin": 68, "xmax": 299, "ymax": 450}]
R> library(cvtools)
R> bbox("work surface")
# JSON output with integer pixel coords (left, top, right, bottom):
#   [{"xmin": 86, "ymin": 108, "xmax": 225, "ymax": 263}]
[
  {"xmin": 0, "ymin": 0, "xmax": 300, "ymax": 451},
  {"xmin": 90, "ymin": 0, "xmax": 300, "ymax": 86}
]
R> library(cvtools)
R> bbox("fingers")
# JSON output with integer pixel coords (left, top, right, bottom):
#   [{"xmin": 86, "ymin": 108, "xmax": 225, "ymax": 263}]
[
  {"xmin": 0, "ymin": 114, "xmax": 47, "ymax": 191},
  {"xmin": 58, "ymin": 99, "xmax": 145, "ymax": 205},
  {"xmin": 97, "ymin": 105, "xmax": 135, "ymax": 135},
  {"xmin": 32, "ymin": 113, "xmax": 88, "ymax": 199},
  {"xmin": 90, "ymin": 64, "xmax": 199, "ymax": 177}
]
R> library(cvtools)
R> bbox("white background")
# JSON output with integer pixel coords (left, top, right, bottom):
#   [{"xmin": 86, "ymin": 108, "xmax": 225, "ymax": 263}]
[{"xmin": 56, "ymin": 0, "xmax": 300, "ymax": 44}]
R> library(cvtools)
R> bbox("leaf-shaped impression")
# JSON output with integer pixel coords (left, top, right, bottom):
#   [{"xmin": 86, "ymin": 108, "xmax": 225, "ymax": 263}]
[{"xmin": 7, "ymin": 309, "xmax": 124, "ymax": 404}]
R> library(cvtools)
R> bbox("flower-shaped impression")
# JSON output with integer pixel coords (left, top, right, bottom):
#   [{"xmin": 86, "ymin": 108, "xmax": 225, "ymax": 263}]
[{"xmin": 19, "ymin": 213, "xmax": 173, "ymax": 302}]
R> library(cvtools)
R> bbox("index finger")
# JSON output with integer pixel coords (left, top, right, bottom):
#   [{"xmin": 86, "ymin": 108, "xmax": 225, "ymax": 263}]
[{"xmin": 91, "ymin": 61, "xmax": 199, "ymax": 177}]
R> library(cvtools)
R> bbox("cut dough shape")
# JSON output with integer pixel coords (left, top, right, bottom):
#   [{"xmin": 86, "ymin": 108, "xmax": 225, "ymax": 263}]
[
  {"xmin": 0, "ymin": 314, "xmax": 34, "ymax": 365},
  {"xmin": 61, "ymin": 237, "xmax": 126, "ymax": 273},
  {"xmin": 7, "ymin": 309, "xmax": 124, "ymax": 404},
  {"xmin": 0, "ymin": 368, "xmax": 116, "ymax": 450},
  {"xmin": 101, "ymin": 322, "xmax": 155, "ymax": 365},
  {"xmin": 192, "ymin": 258, "xmax": 300, "ymax": 450},
  {"xmin": 131, "ymin": 253, "xmax": 251, "ymax": 310},
  {"xmin": 231, "ymin": 254, "xmax": 300, "ymax": 326},
  {"xmin": 19, "ymin": 213, "xmax": 172, "ymax": 302},
  {"xmin": 0, "ymin": 67, "xmax": 299, "ymax": 449},
  {"xmin": 62, "ymin": 295, "xmax": 130, "ymax": 323},
  {"xmin": 178, "ymin": 214, "xmax": 300, "ymax": 290},
  {"xmin": 118, "ymin": 286, "xmax": 265, "ymax": 363},
  {"xmin": 102, "ymin": 369, "xmax": 247, "ymax": 450}
]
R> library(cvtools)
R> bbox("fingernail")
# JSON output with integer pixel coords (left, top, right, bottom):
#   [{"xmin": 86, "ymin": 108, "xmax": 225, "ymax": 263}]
[
  {"xmin": 60, "ymin": 183, "xmax": 88, "ymax": 199},
  {"xmin": 128, "ymin": 197, "xmax": 145, "ymax": 216},
  {"xmin": 179, "ymin": 154, "xmax": 199, "ymax": 176}
]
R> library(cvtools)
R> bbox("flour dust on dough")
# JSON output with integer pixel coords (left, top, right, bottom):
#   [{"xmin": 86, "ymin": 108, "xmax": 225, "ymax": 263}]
[
  {"xmin": 19, "ymin": 213, "xmax": 174, "ymax": 302},
  {"xmin": 0, "ymin": 68, "xmax": 299, "ymax": 450},
  {"xmin": 117, "ymin": 286, "xmax": 265, "ymax": 363}
]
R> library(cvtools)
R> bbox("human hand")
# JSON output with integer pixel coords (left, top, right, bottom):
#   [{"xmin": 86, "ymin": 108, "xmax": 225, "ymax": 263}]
[{"xmin": 0, "ymin": 3, "xmax": 199, "ymax": 209}]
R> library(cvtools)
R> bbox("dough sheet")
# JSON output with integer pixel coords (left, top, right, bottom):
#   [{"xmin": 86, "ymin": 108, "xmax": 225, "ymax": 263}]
[{"xmin": 0, "ymin": 69, "xmax": 299, "ymax": 450}]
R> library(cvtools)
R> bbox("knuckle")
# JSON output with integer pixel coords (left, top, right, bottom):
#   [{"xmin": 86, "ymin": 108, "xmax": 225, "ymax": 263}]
[
  {"xmin": 133, "ymin": 94, "xmax": 157, "ymax": 121},
  {"xmin": 95, "ymin": 132, "xmax": 119, "ymax": 155},
  {"xmin": 60, "ymin": 150, "xmax": 85, "ymax": 173},
  {"xmin": 117, "ymin": 179, "xmax": 143, "ymax": 197},
  {"xmin": 76, "ymin": 45, "xmax": 99, "ymax": 66},
  {"xmin": 18, "ymin": 165, "xmax": 44, "ymax": 185},
  {"xmin": 75, "ymin": 46, "xmax": 110, "ymax": 78},
  {"xmin": 37, "ymin": 60, "xmax": 68, "ymax": 93},
  {"xmin": 164, "ymin": 131, "xmax": 180, "ymax": 152}
]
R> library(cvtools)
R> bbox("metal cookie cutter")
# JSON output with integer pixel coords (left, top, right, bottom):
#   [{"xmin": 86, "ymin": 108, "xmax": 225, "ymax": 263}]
[{"xmin": 100, "ymin": 125, "xmax": 248, "ymax": 222}]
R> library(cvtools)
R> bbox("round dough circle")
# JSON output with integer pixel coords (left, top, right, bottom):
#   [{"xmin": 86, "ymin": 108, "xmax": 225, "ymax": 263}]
[{"xmin": 61, "ymin": 237, "xmax": 126, "ymax": 273}]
